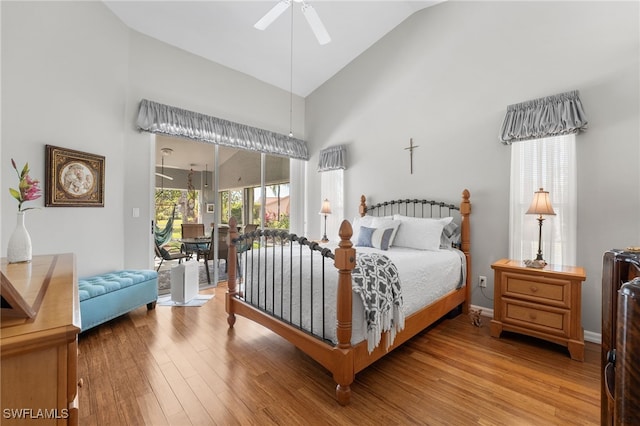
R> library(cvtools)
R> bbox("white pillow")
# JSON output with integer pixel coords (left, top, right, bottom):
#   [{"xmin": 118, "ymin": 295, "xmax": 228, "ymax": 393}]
[
  {"xmin": 392, "ymin": 215, "xmax": 453, "ymax": 251},
  {"xmin": 370, "ymin": 217, "xmax": 401, "ymax": 247}
]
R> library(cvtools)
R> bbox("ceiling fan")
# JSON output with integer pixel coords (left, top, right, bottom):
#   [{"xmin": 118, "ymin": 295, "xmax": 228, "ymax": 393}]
[{"xmin": 254, "ymin": 0, "xmax": 331, "ymax": 45}]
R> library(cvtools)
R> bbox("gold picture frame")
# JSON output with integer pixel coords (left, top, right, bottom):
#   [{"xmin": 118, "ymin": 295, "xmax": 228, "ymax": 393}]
[{"xmin": 45, "ymin": 145, "xmax": 105, "ymax": 207}]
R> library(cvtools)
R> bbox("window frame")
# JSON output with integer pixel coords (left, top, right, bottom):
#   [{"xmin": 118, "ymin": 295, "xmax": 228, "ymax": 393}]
[{"xmin": 509, "ymin": 134, "xmax": 577, "ymax": 266}]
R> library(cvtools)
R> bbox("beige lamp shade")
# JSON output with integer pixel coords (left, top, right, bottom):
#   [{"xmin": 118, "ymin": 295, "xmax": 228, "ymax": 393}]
[
  {"xmin": 526, "ymin": 188, "xmax": 556, "ymax": 216},
  {"xmin": 319, "ymin": 199, "xmax": 332, "ymax": 215}
]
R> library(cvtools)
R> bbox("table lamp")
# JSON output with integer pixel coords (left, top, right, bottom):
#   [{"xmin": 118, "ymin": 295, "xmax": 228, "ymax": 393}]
[
  {"xmin": 319, "ymin": 199, "xmax": 331, "ymax": 243},
  {"xmin": 526, "ymin": 187, "xmax": 556, "ymax": 264}
]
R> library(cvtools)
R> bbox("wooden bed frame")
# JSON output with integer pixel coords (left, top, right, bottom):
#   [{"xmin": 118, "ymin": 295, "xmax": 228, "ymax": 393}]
[{"xmin": 225, "ymin": 189, "xmax": 471, "ymax": 405}]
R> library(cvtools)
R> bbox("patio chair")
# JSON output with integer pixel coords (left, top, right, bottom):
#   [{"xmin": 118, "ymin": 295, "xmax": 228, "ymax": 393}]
[
  {"xmin": 154, "ymin": 243, "xmax": 189, "ymax": 272},
  {"xmin": 181, "ymin": 223, "xmax": 207, "ymax": 259},
  {"xmin": 244, "ymin": 224, "xmax": 258, "ymax": 234},
  {"xmin": 201, "ymin": 227, "xmax": 230, "ymax": 284}
]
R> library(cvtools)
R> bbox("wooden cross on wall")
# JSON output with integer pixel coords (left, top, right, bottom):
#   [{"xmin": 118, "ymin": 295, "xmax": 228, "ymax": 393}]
[{"xmin": 404, "ymin": 138, "xmax": 420, "ymax": 174}]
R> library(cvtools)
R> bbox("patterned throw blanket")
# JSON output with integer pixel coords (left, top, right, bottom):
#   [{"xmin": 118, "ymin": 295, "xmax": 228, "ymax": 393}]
[{"xmin": 352, "ymin": 253, "xmax": 405, "ymax": 354}]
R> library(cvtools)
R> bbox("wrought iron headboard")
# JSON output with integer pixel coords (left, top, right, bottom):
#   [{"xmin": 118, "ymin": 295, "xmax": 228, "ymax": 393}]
[{"xmin": 361, "ymin": 196, "xmax": 460, "ymax": 220}]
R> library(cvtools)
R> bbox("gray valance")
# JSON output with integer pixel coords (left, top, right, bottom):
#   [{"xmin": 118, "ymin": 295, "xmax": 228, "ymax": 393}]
[
  {"xmin": 136, "ymin": 99, "xmax": 309, "ymax": 160},
  {"xmin": 317, "ymin": 145, "xmax": 346, "ymax": 172},
  {"xmin": 499, "ymin": 90, "xmax": 588, "ymax": 144}
]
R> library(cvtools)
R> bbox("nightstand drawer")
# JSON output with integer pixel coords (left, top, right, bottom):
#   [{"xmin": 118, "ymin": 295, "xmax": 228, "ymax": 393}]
[
  {"xmin": 502, "ymin": 299, "xmax": 570, "ymax": 337},
  {"xmin": 501, "ymin": 271, "xmax": 571, "ymax": 308}
]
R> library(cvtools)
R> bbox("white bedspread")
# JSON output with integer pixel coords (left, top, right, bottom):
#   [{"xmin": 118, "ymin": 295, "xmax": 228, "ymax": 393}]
[{"xmin": 240, "ymin": 243, "xmax": 465, "ymax": 347}]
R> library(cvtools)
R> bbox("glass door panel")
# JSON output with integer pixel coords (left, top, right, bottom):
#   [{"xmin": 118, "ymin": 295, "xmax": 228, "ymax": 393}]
[{"xmin": 264, "ymin": 154, "xmax": 290, "ymax": 230}]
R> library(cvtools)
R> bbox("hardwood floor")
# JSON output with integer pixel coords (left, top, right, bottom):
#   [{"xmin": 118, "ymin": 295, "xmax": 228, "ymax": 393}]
[{"xmin": 78, "ymin": 283, "xmax": 600, "ymax": 425}]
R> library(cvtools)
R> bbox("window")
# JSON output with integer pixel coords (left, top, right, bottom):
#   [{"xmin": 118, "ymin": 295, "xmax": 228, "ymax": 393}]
[
  {"xmin": 509, "ymin": 134, "xmax": 577, "ymax": 266},
  {"xmin": 219, "ymin": 189, "xmax": 243, "ymax": 225},
  {"xmin": 251, "ymin": 183, "xmax": 290, "ymax": 229},
  {"xmin": 217, "ymin": 147, "xmax": 291, "ymax": 230},
  {"xmin": 320, "ymin": 169, "xmax": 344, "ymax": 241},
  {"xmin": 155, "ymin": 188, "xmax": 202, "ymax": 248},
  {"xmin": 264, "ymin": 154, "xmax": 290, "ymax": 230},
  {"xmin": 317, "ymin": 145, "xmax": 346, "ymax": 241}
]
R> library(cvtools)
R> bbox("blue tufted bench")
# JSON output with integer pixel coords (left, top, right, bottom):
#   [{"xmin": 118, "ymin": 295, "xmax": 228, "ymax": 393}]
[{"xmin": 78, "ymin": 270, "xmax": 158, "ymax": 332}]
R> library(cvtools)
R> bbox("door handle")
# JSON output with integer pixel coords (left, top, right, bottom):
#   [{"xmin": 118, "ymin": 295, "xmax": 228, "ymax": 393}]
[{"xmin": 604, "ymin": 349, "xmax": 616, "ymax": 400}]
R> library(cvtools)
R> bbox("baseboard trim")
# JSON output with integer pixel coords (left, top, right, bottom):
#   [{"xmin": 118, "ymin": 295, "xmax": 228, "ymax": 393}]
[
  {"xmin": 584, "ymin": 330, "xmax": 601, "ymax": 344},
  {"xmin": 470, "ymin": 304, "xmax": 493, "ymax": 318},
  {"xmin": 470, "ymin": 304, "xmax": 602, "ymax": 345}
]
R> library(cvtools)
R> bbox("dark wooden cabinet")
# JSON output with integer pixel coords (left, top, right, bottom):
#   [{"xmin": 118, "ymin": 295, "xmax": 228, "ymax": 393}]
[{"xmin": 601, "ymin": 250, "xmax": 640, "ymax": 426}]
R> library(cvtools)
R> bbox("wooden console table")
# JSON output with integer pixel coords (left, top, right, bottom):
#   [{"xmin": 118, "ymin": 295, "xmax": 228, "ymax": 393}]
[{"xmin": 1, "ymin": 254, "xmax": 81, "ymax": 425}]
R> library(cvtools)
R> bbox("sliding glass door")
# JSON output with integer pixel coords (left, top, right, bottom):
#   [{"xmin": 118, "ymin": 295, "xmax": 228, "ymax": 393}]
[
  {"xmin": 217, "ymin": 147, "xmax": 290, "ymax": 231},
  {"xmin": 153, "ymin": 138, "xmax": 297, "ymax": 285},
  {"xmin": 264, "ymin": 154, "xmax": 290, "ymax": 230}
]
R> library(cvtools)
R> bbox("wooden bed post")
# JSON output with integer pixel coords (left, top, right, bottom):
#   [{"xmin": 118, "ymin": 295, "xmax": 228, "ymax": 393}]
[
  {"xmin": 460, "ymin": 189, "xmax": 472, "ymax": 314},
  {"xmin": 226, "ymin": 217, "xmax": 239, "ymax": 327},
  {"xmin": 333, "ymin": 220, "xmax": 356, "ymax": 405},
  {"xmin": 359, "ymin": 195, "xmax": 367, "ymax": 217}
]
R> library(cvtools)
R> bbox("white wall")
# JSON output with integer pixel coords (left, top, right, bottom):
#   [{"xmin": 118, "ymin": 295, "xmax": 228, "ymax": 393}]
[
  {"xmin": 1, "ymin": 1, "xmax": 305, "ymax": 277},
  {"xmin": 305, "ymin": 1, "xmax": 640, "ymax": 335},
  {"xmin": 1, "ymin": 1, "xmax": 129, "ymax": 276}
]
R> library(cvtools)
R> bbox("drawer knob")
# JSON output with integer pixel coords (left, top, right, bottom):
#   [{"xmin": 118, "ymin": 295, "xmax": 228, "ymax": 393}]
[
  {"xmin": 78, "ymin": 378, "xmax": 84, "ymax": 388},
  {"xmin": 529, "ymin": 312, "xmax": 537, "ymax": 320},
  {"xmin": 530, "ymin": 286, "xmax": 538, "ymax": 293}
]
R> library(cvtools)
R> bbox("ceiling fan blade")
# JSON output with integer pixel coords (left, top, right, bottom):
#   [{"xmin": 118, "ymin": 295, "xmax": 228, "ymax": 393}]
[
  {"xmin": 254, "ymin": 0, "xmax": 292, "ymax": 30},
  {"xmin": 301, "ymin": 2, "xmax": 331, "ymax": 45},
  {"xmin": 155, "ymin": 172, "xmax": 174, "ymax": 181}
]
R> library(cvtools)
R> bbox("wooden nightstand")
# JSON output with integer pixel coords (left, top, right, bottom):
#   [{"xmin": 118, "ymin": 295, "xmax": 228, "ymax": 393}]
[{"xmin": 490, "ymin": 259, "xmax": 586, "ymax": 361}]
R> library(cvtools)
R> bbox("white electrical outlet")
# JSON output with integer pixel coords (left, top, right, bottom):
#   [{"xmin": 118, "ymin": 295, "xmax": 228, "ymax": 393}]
[{"xmin": 479, "ymin": 276, "xmax": 487, "ymax": 288}]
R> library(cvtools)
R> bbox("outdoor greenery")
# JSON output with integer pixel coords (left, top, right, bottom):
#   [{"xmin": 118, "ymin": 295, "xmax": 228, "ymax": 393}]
[
  {"xmin": 220, "ymin": 186, "xmax": 289, "ymax": 229},
  {"xmin": 156, "ymin": 181, "xmax": 290, "ymax": 251},
  {"xmin": 221, "ymin": 190, "xmax": 243, "ymax": 225},
  {"xmin": 155, "ymin": 189, "xmax": 197, "ymax": 250},
  {"xmin": 264, "ymin": 184, "xmax": 289, "ymax": 229},
  {"xmin": 265, "ymin": 210, "xmax": 289, "ymax": 229}
]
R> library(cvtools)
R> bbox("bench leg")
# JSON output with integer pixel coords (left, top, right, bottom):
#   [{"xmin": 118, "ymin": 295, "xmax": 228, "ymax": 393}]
[{"xmin": 147, "ymin": 301, "xmax": 156, "ymax": 310}]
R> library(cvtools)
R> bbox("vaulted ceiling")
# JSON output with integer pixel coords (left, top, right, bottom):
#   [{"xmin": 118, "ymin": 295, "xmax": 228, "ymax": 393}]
[
  {"xmin": 106, "ymin": 1, "xmax": 444, "ymax": 172},
  {"xmin": 104, "ymin": 1, "xmax": 443, "ymax": 97}
]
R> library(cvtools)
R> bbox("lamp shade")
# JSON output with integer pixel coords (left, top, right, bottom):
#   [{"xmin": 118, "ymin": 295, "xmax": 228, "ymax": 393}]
[
  {"xmin": 319, "ymin": 199, "xmax": 332, "ymax": 215},
  {"xmin": 526, "ymin": 188, "xmax": 556, "ymax": 216}
]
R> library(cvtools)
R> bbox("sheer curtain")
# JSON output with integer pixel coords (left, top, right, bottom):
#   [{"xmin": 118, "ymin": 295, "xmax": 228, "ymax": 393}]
[
  {"xmin": 509, "ymin": 134, "xmax": 577, "ymax": 265},
  {"xmin": 320, "ymin": 170, "xmax": 344, "ymax": 242},
  {"xmin": 318, "ymin": 145, "xmax": 346, "ymax": 242}
]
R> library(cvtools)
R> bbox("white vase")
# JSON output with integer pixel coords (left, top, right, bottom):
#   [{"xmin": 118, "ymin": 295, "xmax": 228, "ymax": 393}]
[{"xmin": 7, "ymin": 211, "xmax": 32, "ymax": 263}]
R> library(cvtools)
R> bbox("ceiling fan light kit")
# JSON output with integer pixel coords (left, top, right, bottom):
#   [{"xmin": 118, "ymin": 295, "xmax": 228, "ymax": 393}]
[
  {"xmin": 156, "ymin": 147, "xmax": 174, "ymax": 181},
  {"xmin": 255, "ymin": 0, "xmax": 331, "ymax": 45}
]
